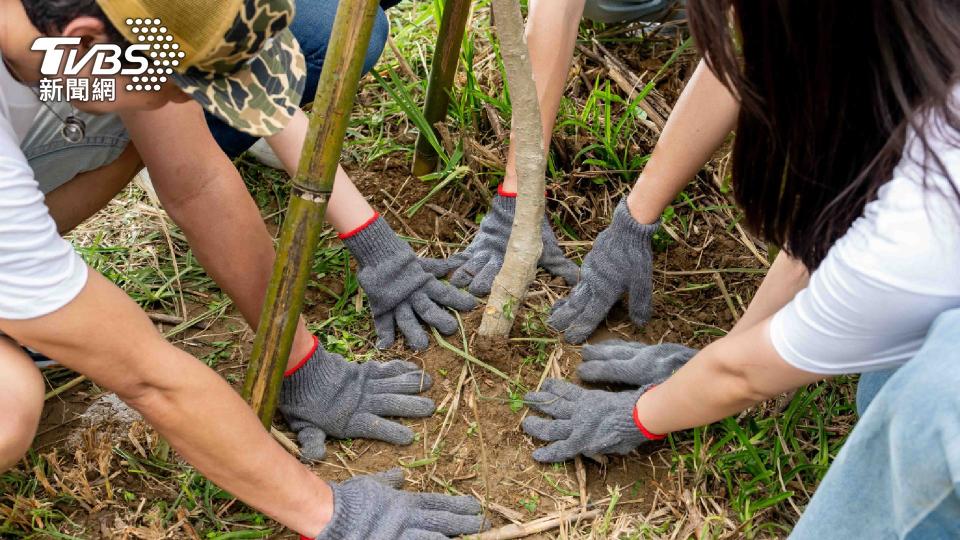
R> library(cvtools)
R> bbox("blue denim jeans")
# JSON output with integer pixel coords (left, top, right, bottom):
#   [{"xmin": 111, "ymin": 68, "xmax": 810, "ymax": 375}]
[
  {"xmin": 790, "ymin": 309, "xmax": 960, "ymax": 539},
  {"xmin": 206, "ymin": 0, "xmax": 391, "ymax": 158}
]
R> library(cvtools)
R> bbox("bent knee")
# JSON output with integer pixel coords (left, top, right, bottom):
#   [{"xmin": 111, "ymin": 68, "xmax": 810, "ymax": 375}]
[
  {"xmin": 0, "ymin": 347, "xmax": 45, "ymax": 471},
  {"xmin": 0, "ymin": 410, "xmax": 42, "ymax": 472},
  {"xmin": 0, "ymin": 391, "xmax": 44, "ymax": 472},
  {"xmin": 929, "ymin": 309, "xmax": 960, "ymax": 344},
  {"xmin": 880, "ymin": 326, "xmax": 960, "ymax": 429},
  {"xmin": 903, "ymin": 310, "xmax": 960, "ymax": 391}
]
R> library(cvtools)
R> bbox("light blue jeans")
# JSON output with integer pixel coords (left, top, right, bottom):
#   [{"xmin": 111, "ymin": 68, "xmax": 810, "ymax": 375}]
[{"xmin": 790, "ymin": 308, "xmax": 960, "ymax": 539}]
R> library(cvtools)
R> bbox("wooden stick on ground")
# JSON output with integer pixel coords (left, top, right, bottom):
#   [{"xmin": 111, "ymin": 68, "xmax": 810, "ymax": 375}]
[
  {"xmin": 270, "ymin": 427, "xmax": 302, "ymax": 459},
  {"xmin": 713, "ymin": 272, "xmax": 741, "ymax": 323},
  {"xmin": 241, "ymin": 0, "xmax": 382, "ymax": 426},
  {"xmin": 478, "ymin": 0, "xmax": 546, "ymax": 337},
  {"xmin": 45, "ymin": 375, "xmax": 87, "ymax": 401},
  {"xmin": 469, "ymin": 508, "xmax": 602, "ymax": 540}
]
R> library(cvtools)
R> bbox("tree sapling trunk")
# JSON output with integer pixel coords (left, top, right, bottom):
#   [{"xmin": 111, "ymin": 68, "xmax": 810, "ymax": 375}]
[{"xmin": 478, "ymin": 0, "xmax": 546, "ymax": 337}]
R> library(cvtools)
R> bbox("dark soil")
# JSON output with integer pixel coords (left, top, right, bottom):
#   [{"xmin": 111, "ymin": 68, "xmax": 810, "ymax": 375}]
[{"xmin": 289, "ymin": 157, "xmax": 764, "ymax": 534}]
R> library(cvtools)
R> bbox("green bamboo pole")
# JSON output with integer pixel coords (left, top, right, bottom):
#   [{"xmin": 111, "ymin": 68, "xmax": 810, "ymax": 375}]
[
  {"xmin": 242, "ymin": 0, "xmax": 381, "ymax": 426},
  {"xmin": 411, "ymin": 0, "xmax": 473, "ymax": 177}
]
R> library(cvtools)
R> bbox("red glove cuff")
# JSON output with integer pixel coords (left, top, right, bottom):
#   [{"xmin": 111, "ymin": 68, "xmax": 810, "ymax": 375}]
[
  {"xmin": 338, "ymin": 212, "xmax": 380, "ymax": 240},
  {"xmin": 632, "ymin": 386, "xmax": 667, "ymax": 440},
  {"xmin": 284, "ymin": 335, "xmax": 320, "ymax": 377},
  {"xmin": 632, "ymin": 406, "xmax": 667, "ymax": 440},
  {"xmin": 497, "ymin": 184, "xmax": 552, "ymax": 198}
]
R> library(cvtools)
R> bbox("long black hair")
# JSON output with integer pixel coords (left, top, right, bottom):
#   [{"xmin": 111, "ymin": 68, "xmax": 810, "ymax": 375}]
[{"xmin": 688, "ymin": 0, "xmax": 960, "ymax": 270}]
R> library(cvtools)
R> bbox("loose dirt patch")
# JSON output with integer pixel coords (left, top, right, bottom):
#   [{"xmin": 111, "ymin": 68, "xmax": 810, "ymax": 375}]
[{"xmin": 298, "ymin": 309, "xmax": 667, "ymax": 534}]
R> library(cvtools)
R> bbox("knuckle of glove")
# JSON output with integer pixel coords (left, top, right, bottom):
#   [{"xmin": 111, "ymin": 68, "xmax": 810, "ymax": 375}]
[{"xmin": 361, "ymin": 263, "xmax": 433, "ymax": 317}]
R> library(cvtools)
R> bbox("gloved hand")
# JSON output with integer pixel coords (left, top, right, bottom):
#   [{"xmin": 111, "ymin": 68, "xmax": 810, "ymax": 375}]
[
  {"xmin": 420, "ymin": 190, "xmax": 580, "ymax": 297},
  {"xmin": 548, "ymin": 200, "xmax": 660, "ymax": 344},
  {"xmin": 280, "ymin": 339, "xmax": 435, "ymax": 461},
  {"xmin": 343, "ymin": 215, "xmax": 476, "ymax": 350},
  {"xmin": 312, "ymin": 468, "xmax": 490, "ymax": 540},
  {"xmin": 521, "ymin": 379, "xmax": 655, "ymax": 463},
  {"xmin": 578, "ymin": 340, "xmax": 697, "ymax": 387}
]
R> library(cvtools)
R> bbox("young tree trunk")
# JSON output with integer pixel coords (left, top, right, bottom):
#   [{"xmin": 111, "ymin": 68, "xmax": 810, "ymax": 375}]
[
  {"xmin": 478, "ymin": 0, "xmax": 545, "ymax": 337},
  {"xmin": 242, "ymin": 0, "xmax": 381, "ymax": 427}
]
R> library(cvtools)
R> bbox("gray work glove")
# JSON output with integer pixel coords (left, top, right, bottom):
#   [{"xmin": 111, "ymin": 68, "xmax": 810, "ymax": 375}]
[
  {"xmin": 314, "ymin": 468, "xmax": 490, "ymax": 539},
  {"xmin": 420, "ymin": 193, "xmax": 580, "ymax": 297},
  {"xmin": 344, "ymin": 216, "xmax": 476, "ymax": 350},
  {"xmin": 548, "ymin": 200, "xmax": 660, "ymax": 344},
  {"xmin": 521, "ymin": 379, "xmax": 652, "ymax": 463},
  {"xmin": 279, "ymin": 343, "xmax": 435, "ymax": 461},
  {"xmin": 579, "ymin": 340, "xmax": 697, "ymax": 387}
]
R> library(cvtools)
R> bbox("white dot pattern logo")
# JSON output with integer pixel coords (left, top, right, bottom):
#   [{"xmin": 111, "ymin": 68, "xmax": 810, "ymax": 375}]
[{"xmin": 124, "ymin": 18, "xmax": 186, "ymax": 93}]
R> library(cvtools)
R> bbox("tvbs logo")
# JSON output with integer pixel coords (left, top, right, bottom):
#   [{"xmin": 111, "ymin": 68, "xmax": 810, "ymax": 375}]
[{"xmin": 32, "ymin": 18, "xmax": 184, "ymax": 99}]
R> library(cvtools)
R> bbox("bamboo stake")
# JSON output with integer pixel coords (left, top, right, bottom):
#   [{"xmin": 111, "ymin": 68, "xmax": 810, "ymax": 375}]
[
  {"xmin": 411, "ymin": 0, "xmax": 473, "ymax": 177},
  {"xmin": 242, "ymin": 0, "xmax": 381, "ymax": 426},
  {"xmin": 478, "ymin": 0, "xmax": 545, "ymax": 337}
]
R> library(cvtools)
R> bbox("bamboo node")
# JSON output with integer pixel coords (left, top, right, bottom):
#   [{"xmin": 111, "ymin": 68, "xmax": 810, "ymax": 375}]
[{"xmin": 291, "ymin": 183, "xmax": 332, "ymax": 205}]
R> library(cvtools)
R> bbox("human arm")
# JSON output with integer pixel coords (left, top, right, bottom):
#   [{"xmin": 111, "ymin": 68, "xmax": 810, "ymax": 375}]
[
  {"xmin": 264, "ymin": 108, "xmax": 377, "ymax": 233},
  {"xmin": 634, "ymin": 318, "xmax": 822, "ymax": 434},
  {"xmin": 549, "ymin": 60, "xmax": 741, "ymax": 341},
  {"xmin": 122, "ymin": 102, "xmax": 319, "ymax": 367},
  {"xmin": 625, "ymin": 59, "xmax": 740, "ymax": 222},
  {"xmin": 726, "ymin": 251, "xmax": 809, "ymax": 335},
  {"xmin": 0, "ymin": 271, "xmax": 335, "ymax": 537},
  {"xmin": 1, "ymin": 273, "xmax": 488, "ymax": 538},
  {"xmin": 265, "ymin": 109, "xmax": 477, "ymax": 350},
  {"xmin": 130, "ymin": 102, "xmax": 472, "ymax": 354},
  {"xmin": 639, "ymin": 212, "xmax": 957, "ymax": 435},
  {"xmin": 500, "ymin": 0, "xmax": 587, "ymax": 193}
]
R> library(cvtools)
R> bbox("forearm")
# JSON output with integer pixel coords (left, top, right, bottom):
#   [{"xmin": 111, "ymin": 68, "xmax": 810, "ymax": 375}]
[
  {"xmin": 727, "ymin": 251, "xmax": 809, "ymax": 336},
  {"xmin": 265, "ymin": 109, "xmax": 376, "ymax": 233},
  {"xmin": 161, "ymin": 167, "xmax": 276, "ymax": 325},
  {"xmin": 635, "ymin": 318, "xmax": 823, "ymax": 434},
  {"xmin": 626, "ymin": 60, "xmax": 739, "ymax": 223},
  {"xmin": 0, "ymin": 272, "xmax": 333, "ymax": 538},
  {"xmin": 162, "ymin": 181, "xmax": 316, "ymax": 366},
  {"xmin": 502, "ymin": 0, "xmax": 586, "ymax": 192},
  {"xmin": 635, "ymin": 253, "xmax": 812, "ymax": 433},
  {"xmin": 123, "ymin": 104, "xmax": 315, "ymax": 366}
]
